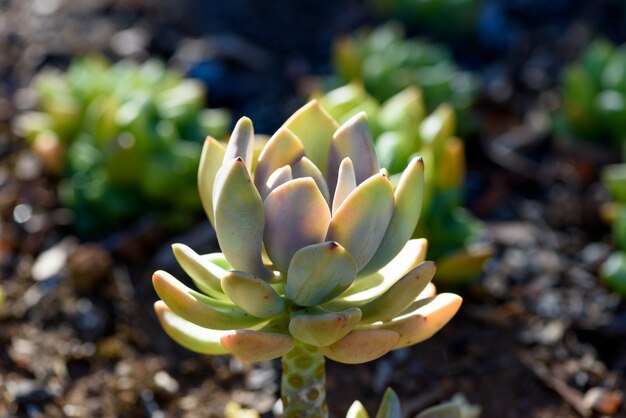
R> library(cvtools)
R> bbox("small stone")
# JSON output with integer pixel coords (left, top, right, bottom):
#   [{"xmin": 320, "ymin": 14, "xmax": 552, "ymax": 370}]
[
  {"xmin": 6, "ymin": 379, "xmax": 60, "ymax": 406},
  {"xmin": 582, "ymin": 387, "xmax": 623, "ymax": 415},
  {"xmin": 31, "ymin": 237, "xmax": 77, "ymax": 281},
  {"xmin": 153, "ymin": 370, "xmax": 179, "ymax": 395}
]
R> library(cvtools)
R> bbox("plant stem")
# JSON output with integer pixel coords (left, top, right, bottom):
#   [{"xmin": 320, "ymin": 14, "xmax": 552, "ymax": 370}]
[{"xmin": 281, "ymin": 341, "xmax": 327, "ymax": 418}]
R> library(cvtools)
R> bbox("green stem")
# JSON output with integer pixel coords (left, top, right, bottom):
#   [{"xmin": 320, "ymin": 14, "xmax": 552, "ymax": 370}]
[{"xmin": 281, "ymin": 341, "xmax": 327, "ymax": 418}]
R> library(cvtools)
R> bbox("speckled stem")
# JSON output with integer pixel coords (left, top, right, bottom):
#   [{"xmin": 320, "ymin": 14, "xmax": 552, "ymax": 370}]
[{"xmin": 281, "ymin": 341, "xmax": 327, "ymax": 418}]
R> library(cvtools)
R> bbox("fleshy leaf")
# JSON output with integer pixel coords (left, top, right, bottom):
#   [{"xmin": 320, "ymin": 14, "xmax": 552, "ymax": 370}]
[
  {"xmin": 154, "ymin": 301, "xmax": 229, "ymax": 355},
  {"xmin": 319, "ymin": 329, "xmax": 399, "ymax": 364},
  {"xmin": 265, "ymin": 165, "xmax": 293, "ymax": 194},
  {"xmin": 332, "ymin": 157, "xmax": 356, "ymax": 215},
  {"xmin": 326, "ymin": 173, "xmax": 394, "ymax": 271},
  {"xmin": 359, "ymin": 261, "xmax": 437, "ymax": 323},
  {"xmin": 375, "ymin": 388, "xmax": 401, "ymax": 418},
  {"xmin": 198, "ymin": 136, "xmax": 226, "ymax": 227},
  {"xmin": 282, "ymin": 100, "xmax": 339, "ymax": 174},
  {"xmin": 435, "ymin": 245, "xmax": 493, "ymax": 285},
  {"xmin": 264, "ymin": 178, "xmax": 331, "ymax": 272},
  {"xmin": 223, "ymin": 117, "xmax": 254, "ymax": 172},
  {"xmin": 152, "ymin": 270, "xmax": 263, "ymax": 330},
  {"xmin": 289, "ymin": 307, "xmax": 361, "ymax": 346},
  {"xmin": 213, "ymin": 158, "xmax": 272, "ymax": 279},
  {"xmin": 254, "ymin": 128, "xmax": 304, "ymax": 199},
  {"xmin": 420, "ymin": 103, "xmax": 455, "ymax": 150},
  {"xmin": 221, "ymin": 270, "xmax": 286, "ymax": 318},
  {"xmin": 346, "ymin": 401, "xmax": 370, "ymax": 418},
  {"xmin": 286, "ymin": 241, "xmax": 357, "ymax": 306},
  {"xmin": 172, "ymin": 243, "xmax": 227, "ymax": 299},
  {"xmin": 292, "ymin": 156, "xmax": 330, "ymax": 204},
  {"xmin": 360, "ymin": 158, "xmax": 425, "ymax": 275},
  {"xmin": 220, "ymin": 330, "xmax": 294, "ymax": 362},
  {"xmin": 328, "ymin": 239, "xmax": 428, "ymax": 308},
  {"xmin": 327, "ymin": 112, "xmax": 380, "ymax": 193},
  {"xmin": 375, "ymin": 293, "xmax": 463, "ymax": 349}
]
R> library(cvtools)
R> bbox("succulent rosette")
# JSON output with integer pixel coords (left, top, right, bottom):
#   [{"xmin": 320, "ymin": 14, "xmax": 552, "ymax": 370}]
[{"xmin": 152, "ymin": 100, "xmax": 462, "ymax": 366}]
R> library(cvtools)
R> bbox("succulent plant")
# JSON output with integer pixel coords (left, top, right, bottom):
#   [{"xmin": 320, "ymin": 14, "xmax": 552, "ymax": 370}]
[
  {"xmin": 555, "ymin": 39, "xmax": 626, "ymax": 148},
  {"xmin": 226, "ymin": 389, "xmax": 480, "ymax": 418},
  {"xmin": 332, "ymin": 24, "xmax": 479, "ymax": 135},
  {"xmin": 152, "ymin": 101, "xmax": 463, "ymax": 416},
  {"xmin": 373, "ymin": 0, "xmax": 479, "ymax": 40},
  {"xmin": 601, "ymin": 163, "xmax": 626, "ymax": 297},
  {"xmin": 318, "ymin": 83, "xmax": 492, "ymax": 284},
  {"xmin": 15, "ymin": 57, "xmax": 231, "ymax": 236}
]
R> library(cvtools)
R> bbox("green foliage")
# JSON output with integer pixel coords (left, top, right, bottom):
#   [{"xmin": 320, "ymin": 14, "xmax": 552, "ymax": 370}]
[
  {"xmin": 602, "ymin": 165, "xmax": 626, "ymax": 297},
  {"xmin": 318, "ymin": 83, "xmax": 491, "ymax": 284},
  {"xmin": 555, "ymin": 39, "xmax": 626, "ymax": 147},
  {"xmin": 16, "ymin": 57, "xmax": 231, "ymax": 236},
  {"xmin": 373, "ymin": 0, "xmax": 479, "ymax": 40},
  {"xmin": 332, "ymin": 24, "xmax": 479, "ymax": 134}
]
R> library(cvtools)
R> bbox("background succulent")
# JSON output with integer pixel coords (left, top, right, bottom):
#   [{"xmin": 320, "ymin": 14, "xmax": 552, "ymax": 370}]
[
  {"xmin": 15, "ymin": 57, "xmax": 231, "ymax": 236},
  {"xmin": 372, "ymin": 0, "xmax": 480, "ymax": 40},
  {"xmin": 317, "ymin": 83, "xmax": 492, "ymax": 284},
  {"xmin": 601, "ymin": 162, "xmax": 626, "ymax": 297},
  {"xmin": 153, "ymin": 101, "xmax": 462, "ymax": 416},
  {"xmin": 332, "ymin": 24, "xmax": 479, "ymax": 135},
  {"xmin": 555, "ymin": 38, "xmax": 626, "ymax": 148}
]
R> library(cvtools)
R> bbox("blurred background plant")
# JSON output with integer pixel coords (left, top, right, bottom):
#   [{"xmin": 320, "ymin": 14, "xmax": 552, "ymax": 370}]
[
  {"xmin": 601, "ymin": 162, "xmax": 626, "ymax": 297},
  {"xmin": 554, "ymin": 38, "xmax": 626, "ymax": 149},
  {"xmin": 14, "ymin": 57, "xmax": 231, "ymax": 237},
  {"xmin": 372, "ymin": 0, "xmax": 480, "ymax": 41},
  {"xmin": 318, "ymin": 83, "xmax": 491, "ymax": 284},
  {"xmin": 331, "ymin": 24, "xmax": 479, "ymax": 135}
]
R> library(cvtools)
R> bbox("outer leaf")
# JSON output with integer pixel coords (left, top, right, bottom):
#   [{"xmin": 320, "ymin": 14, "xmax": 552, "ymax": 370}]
[
  {"xmin": 154, "ymin": 301, "xmax": 229, "ymax": 355},
  {"xmin": 172, "ymin": 243, "xmax": 227, "ymax": 298},
  {"xmin": 152, "ymin": 270, "xmax": 264, "ymax": 330},
  {"xmin": 361, "ymin": 157, "xmax": 425, "ymax": 275},
  {"xmin": 254, "ymin": 128, "xmax": 304, "ymax": 199},
  {"xmin": 220, "ymin": 330, "xmax": 294, "ymax": 362},
  {"xmin": 328, "ymin": 239, "xmax": 428, "ymax": 308},
  {"xmin": 282, "ymin": 100, "xmax": 339, "ymax": 174},
  {"xmin": 319, "ymin": 330, "xmax": 399, "ymax": 364},
  {"xmin": 359, "ymin": 261, "xmax": 437, "ymax": 323},
  {"xmin": 221, "ymin": 270, "xmax": 285, "ymax": 318},
  {"xmin": 332, "ymin": 157, "xmax": 356, "ymax": 215},
  {"xmin": 264, "ymin": 178, "xmax": 331, "ymax": 272},
  {"xmin": 375, "ymin": 388, "xmax": 401, "ymax": 418},
  {"xmin": 292, "ymin": 156, "xmax": 330, "ymax": 204},
  {"xmin": 198, "ymin": 136, "xmax": 226, "ymax": 226},
  {"xmin": 346, "ymin": 401, "xmax": 370, "ymax": 418},
  {"xmin": 289, "ymin": 307, "xmax": 361, "ymax": 346},
  {"xmin": 286, "ymin": 241, "xmax": 357, "ymax": 306},
  {"xmin": 223, "ymin": 117, "xmax": 254, "ymax": 171},
  {"xmin": 214, "ymin": 158, "xmax": 272, "ymax": 279},
  {"xmin": 365, "ymin": 293, "xmax": 462, "ymax": 349},
  {"xmin": 327, "ymin": 112, "xmax": 380, "ymax": 192},
  {"xmin": 326, "ymin": 173, "xmax": 394, "ymax": 271}
]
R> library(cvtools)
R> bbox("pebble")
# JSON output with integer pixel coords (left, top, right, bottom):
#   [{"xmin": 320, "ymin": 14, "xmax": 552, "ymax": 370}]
[
  {"xmin": 582, "ymin": 387, "xmax": 623, "ymax": 416},
  {"xmin": 153, "ymin": 370, "xmax": 179, "ymax": 395},
  {"xmin": 6, "ymin": 379, "xmax": 60, "ymax": 406},
  {"xmin": 31, "ymin": 237, "xmax": 77, "ymax": 281}
]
